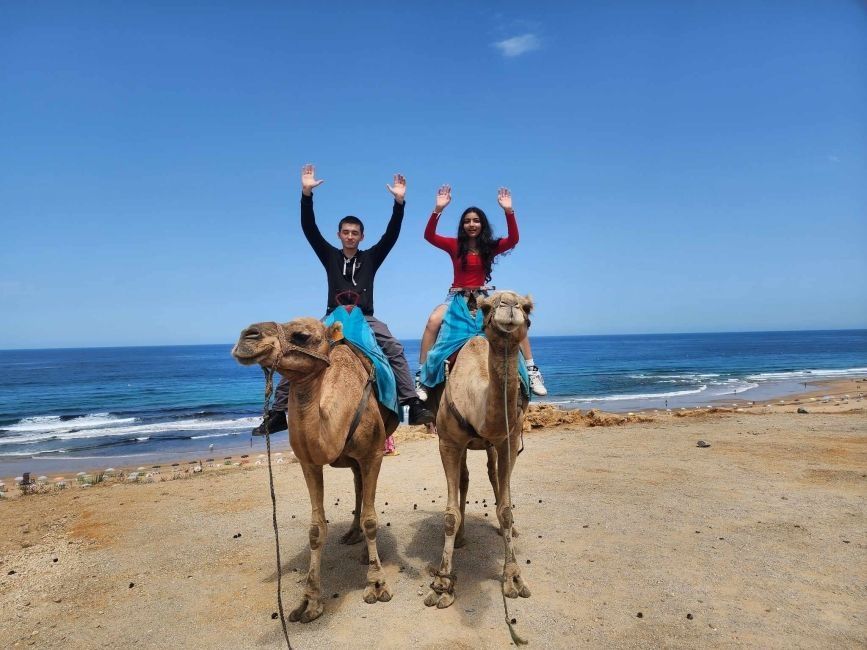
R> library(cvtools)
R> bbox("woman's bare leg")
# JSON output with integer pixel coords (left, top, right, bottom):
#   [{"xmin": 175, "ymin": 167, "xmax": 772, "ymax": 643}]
[{"xmin": 419, "ymin": 304, "xmax": 447, "ymax": 365}]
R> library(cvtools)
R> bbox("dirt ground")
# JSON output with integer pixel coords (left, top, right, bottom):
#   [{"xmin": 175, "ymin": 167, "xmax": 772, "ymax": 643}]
[{"xmin": 1, "ymin": 403, "xmax": 865, "ymax": 648}]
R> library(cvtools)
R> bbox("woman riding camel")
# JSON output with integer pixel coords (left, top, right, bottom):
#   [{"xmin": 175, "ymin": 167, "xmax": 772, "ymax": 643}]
[{"xmin": 415, "ymin": 184, "xmax": 547, "ymax": 400}]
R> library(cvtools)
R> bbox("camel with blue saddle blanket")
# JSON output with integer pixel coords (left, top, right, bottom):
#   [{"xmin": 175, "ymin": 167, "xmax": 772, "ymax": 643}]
[
  {"xmin": 232, "ymin": 312, "xmax": 399, "ymax": 623},
  {"xmin": 419, "ymin": 291, "xmax": 531, "ymax": 395},
  {"xmin": 422, "ymin": 290, "xmax": 534, "ymax": 611}
]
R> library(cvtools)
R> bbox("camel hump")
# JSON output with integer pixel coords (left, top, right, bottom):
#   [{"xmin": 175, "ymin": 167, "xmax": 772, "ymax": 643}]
[{"xmin": 340, "ymin": 340, "xmax": 374, "ymax": 374}]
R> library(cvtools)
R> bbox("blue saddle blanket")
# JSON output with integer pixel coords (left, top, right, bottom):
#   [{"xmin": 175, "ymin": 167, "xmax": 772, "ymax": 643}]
[
  {"xmin": 324, "ymin": 308, "xmax": 400, "ymax": 416},
  {"xmin": 419, "ymin": 296, "xmax": 530, "ymax": 397}
]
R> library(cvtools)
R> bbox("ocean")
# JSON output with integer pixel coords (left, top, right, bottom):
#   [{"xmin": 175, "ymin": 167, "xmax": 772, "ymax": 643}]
[{"xmin": 1, "ymin": 330, "xmax": 865, "ymax": 474}]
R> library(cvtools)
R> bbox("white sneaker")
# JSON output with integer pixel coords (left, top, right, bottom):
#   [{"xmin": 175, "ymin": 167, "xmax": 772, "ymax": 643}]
[
  {"xmin": 527, "ymin": 365, "xmax": 548, "ymax": 397},
  {"xmin": 415, "ymin": 371, "xmax": 429, "ymax": 402}
]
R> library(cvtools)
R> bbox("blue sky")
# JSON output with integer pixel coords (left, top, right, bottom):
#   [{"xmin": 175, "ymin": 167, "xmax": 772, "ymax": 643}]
[{"xmin": 1, "ymin": 1, "xmax": 865, "ymax": 348}]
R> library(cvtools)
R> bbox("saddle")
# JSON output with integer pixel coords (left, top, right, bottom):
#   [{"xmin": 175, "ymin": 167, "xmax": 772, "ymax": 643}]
[
  {"xmin": 419, "ymin": 290, "xmax": 530, "ymax": 397},
  {"xmin": 323, "ymin": 295, "xmax": 400, "ymax": 417}
]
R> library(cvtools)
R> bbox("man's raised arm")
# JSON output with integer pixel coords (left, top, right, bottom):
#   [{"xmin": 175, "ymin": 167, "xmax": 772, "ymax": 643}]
[
  {"xmin": 299, "ymin": 163, "xmax": 331, "ymax": 265},
  {"xmin": 368, "ymin": 173, "xmax": 407, "ymax": 268}
]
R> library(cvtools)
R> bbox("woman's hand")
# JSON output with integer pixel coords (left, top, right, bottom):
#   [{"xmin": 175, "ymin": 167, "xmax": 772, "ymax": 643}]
[
  {"xmin": 301, "ymin": 163, "xmax": 325, "ymax": 196},
  {"xmin": 386, "ymin": 173, "xmax": 407, "ymax": 204},
  {"xmin": 497, "ymin": 187, "xmax": 513, "ymax": 213},
  {"xmin": 434, "ymin": 184, "xmax": 451, "ymax": 214}
]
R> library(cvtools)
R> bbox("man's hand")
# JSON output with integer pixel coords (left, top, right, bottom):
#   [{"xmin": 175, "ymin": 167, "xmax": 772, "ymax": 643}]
[
  {"xmin": 434, "ymin": 184, "xmax": 451, "ymax": 214},
  {"xmin": 386, "ymin": 173, "xmax": 407, "ymax": 204},
  {"xmin": 497, "ymin": 187, "xmax": 513, "ymax": 213},
  {"xmin": 301, "ymin": 163, "xmax": 325, "ymax": 196}
]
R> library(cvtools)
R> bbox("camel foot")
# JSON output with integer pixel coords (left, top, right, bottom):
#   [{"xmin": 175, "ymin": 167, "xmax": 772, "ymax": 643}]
[
  {"xmin": 502, "ymin": 568, "xmax": 531, "ymax": 599},
  {"xmin": 288, "ymin": 596, "xmax": 324, "ymax": 623},
  {"xmin": 424, "ymin": 570, "xmax": 456, "ymax": 608},
  {"xmin": 423, "ymin": 589, "xmax": 455, "ymax": 609},
  {"xmin": 340, "ymin": 527, "xmax": 364, "ymax": 545},
  {"xmin": 363, "ymin": 580, "xmax": 393, "ymax": 604},
  {"xmin": 436, "ymin": 591, "xmax": 455, "ymax": 609},
  {"xmin": 496, "ymin": 525, "xmax": 519, "ymax": 538}
]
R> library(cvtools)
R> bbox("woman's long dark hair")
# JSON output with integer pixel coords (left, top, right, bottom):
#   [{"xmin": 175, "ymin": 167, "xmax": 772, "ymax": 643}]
[{"xmin": 456, "ymin": 206, "xmax": 501, "ymax": 284}]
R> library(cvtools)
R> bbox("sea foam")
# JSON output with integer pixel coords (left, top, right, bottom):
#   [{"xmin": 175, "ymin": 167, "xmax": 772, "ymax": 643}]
[
  {"xmin": 746, "ymin": 367, "xmax": 867, "ymax": 382},
  {"xmin": 0, "ymin": 415, "xmax": 259, "ymax": 446}
]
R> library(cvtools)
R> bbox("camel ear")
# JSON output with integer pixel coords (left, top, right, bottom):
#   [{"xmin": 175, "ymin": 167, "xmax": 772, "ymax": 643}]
[
  {"xmin": 328, "ymin": 321, "xmax": 344, "ymax": 343},
  {"xmin": 520, "ymin": 294, "xmax": 534, "ymax": 314}
]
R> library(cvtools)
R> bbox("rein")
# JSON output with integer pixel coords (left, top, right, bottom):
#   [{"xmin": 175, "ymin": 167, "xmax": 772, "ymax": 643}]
[
  {"xmin": 256, "ymin": 329, "xmax": 376, "ymax": 649},
  {"xmin": 499, "ymin": 341, "xmax": 528, "ymax": 646},
  {"xmin": 450, "ymin": 296, "xmax": 529, "ymax": 645},
  {"xmin": 256, "ymin": 322, "xmax": 330, "ymax": 650},
  {"xmin": 261, "ymin": 363, "xmax": 292, "ymax": 649}
]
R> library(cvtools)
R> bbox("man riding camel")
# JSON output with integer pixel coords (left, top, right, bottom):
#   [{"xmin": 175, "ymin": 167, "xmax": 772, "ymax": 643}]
[{"xmin": 255, "ymin": 164, "xmax": 434, "ymax": 435}]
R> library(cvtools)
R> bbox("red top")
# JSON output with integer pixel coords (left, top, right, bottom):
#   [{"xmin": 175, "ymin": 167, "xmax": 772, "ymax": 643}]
[{"xmin": 424, "ymin": 210, "xmax": 519, "ymax": 288}]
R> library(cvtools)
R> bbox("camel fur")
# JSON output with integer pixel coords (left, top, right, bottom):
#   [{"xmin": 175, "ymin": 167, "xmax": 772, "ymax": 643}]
[
  {"xmin": 423, "ymin": 290, "xmax": 533, "ymax": 609},
  {"xmin": 232, "ymin": 317, "xmax": 398, "ymax": 623}
]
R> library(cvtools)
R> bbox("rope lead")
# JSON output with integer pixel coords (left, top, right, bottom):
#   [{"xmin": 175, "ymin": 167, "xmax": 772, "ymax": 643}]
[
  {"xmin": 262, "ymin": 366, "xmax": 292, "ymax": 649},
  {"xmin": 500, "ymin": 344, "xmax": 528, "ymax": 646}
]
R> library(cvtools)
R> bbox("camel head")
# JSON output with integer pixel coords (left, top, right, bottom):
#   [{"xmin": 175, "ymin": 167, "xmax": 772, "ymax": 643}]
[
  {"xmin": 478, "ymin": 291, "xmax": 533, "ymax": 347},
  {"xmin": 232, "ymin": 317, "xmax": 342, "ymax": 377}
]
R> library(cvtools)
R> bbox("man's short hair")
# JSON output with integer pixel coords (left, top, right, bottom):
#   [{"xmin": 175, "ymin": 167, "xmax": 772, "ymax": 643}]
[{"xmin": 338, "ymin": 216, "xmax": 364, "ymax": 234}]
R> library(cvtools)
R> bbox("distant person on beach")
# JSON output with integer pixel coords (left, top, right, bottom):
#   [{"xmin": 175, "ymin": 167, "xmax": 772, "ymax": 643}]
[
  {"xmin": 254, "ymin": 164, "xmax": 434, "ymax": 435},
  {"xmin": 414, "ymin": 184, "xmax": 547, "ymax": 401}
]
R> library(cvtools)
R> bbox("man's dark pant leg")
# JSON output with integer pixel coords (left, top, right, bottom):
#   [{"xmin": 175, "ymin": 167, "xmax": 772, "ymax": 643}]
[
  {"xmin": 274, "ymin": 376, "xmax": 290, "ymax": 411},
  {"xmin": 365, "ymin": 315, "xmax": 416, "ymax": 404}
]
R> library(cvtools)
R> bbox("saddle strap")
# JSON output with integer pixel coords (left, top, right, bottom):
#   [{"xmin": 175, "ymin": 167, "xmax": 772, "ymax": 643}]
[
  {"xmin": 346, "ymin": 364, "xmax": 376, "ymax": 446},
  {"xmin": 444, "ymin": 375, "xmax": 481, "ymax": 439},
  {"xmin": 444, "ymin": 360, "xmax": 525, "ymax": 449}
]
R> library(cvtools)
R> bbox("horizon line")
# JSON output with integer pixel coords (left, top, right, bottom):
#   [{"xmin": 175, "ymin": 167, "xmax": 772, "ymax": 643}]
[{"xmin": 2, "ymin": 326, "xmax": 866, "ymax": 353}]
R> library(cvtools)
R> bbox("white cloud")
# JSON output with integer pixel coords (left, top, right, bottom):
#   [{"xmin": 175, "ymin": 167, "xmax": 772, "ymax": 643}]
[{"xmin": 492, "ymin": 33, "xmax": 541, "ymax": 58}]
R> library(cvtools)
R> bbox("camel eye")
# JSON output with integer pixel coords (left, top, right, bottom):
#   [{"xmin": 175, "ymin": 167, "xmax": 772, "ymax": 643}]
[
  {"xmin": 291, "ymin": 331, "xmax": 311, "ymax": 345},
  {"xmin": 244, "ymin": 327, "xmax": 261, "ymax": 339}
]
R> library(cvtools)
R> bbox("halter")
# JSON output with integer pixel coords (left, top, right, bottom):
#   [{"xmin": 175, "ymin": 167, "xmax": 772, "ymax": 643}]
[
  {"xmin": 482, "ymin": 294, "xmax": 531, "ymax": 335},
  {"xmin": 256, "ymin": 321, "xmax": 370, "ymax": 650},
  {"xmin": 266, "ymin": 321, "xmax": 334, "ymax": 366}
]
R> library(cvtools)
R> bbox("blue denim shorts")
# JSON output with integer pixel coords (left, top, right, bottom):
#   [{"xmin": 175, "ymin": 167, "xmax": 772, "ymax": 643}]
[{"xmin": 443, "ymin": 287, "xmax": 491, "ymax": 306}]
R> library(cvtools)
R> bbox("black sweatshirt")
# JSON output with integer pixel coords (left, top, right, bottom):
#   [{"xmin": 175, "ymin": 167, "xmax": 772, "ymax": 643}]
[{"xmin": 300, "ymin": 193, "xmax": 404, "ymax": 316}]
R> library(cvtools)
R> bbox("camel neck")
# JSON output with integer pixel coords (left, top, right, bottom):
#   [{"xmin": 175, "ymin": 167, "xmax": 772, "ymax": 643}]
[
  {"xmin": 483, "ymin": 339, "xmax": 522, "ymax": 437},
  {"xmin": 285, "ymin": 372, "xmax": 336, "ymax": 465}
]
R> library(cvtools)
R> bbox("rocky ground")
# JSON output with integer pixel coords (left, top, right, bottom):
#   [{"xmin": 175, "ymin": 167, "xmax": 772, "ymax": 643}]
[{"xmin": 1, "ymin": 397, "xmax": 865, "ymax": 648}]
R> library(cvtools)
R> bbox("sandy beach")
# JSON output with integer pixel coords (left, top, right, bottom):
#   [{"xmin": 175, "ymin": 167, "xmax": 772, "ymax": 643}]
[{"xmin": 1, "ymin": 381, "xmax": 865, "ymax": 648}]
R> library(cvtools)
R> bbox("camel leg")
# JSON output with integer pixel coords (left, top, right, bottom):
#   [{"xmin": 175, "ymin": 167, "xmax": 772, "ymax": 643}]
[
  {"xmin": 486, "ymin": 445, "xmax": 499, "ymax": 503},
  {"xmin": 455, "ymin": 449, "xmax": 469, "ymax": 548},
  {"xmin": 488, "ymin": 446, "xmax": 520, "ymax": 538},
  {"xmin": 289, "ymin": 463, "xmax": 327, "ymax": 623},
  {"xmin": 340, "ymin": 461, "xmax": 364, "ymax": 546},
  {"xmin": 495, "ymin": 436, "xmax": 531, "ymax": 600},
  {"xmin": 425, "ymin": 439, "xmax": 464, "ymax": 609},
  {"xmin": 358, "ymin": 454, "xmax": 392, "ymax": 604}
]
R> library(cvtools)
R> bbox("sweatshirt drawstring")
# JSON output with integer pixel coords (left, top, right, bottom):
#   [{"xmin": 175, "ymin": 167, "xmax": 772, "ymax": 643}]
[{"xmin": 343, "ymin": 256, "xmax": 358, "ymax": 286}]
